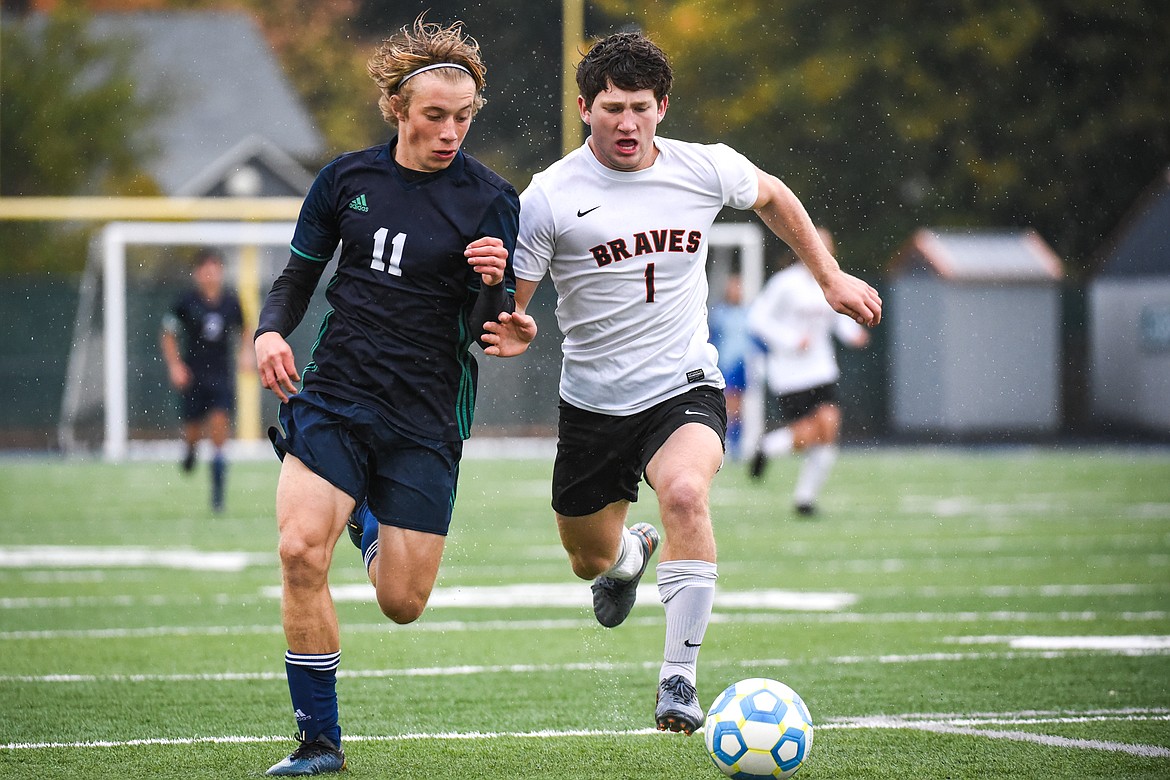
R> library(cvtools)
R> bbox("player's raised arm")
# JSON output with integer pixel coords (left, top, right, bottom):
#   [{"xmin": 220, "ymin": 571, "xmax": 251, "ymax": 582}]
[{"xmin": 751, "ymin": 170, "xmax": 882, "ymax": 327}]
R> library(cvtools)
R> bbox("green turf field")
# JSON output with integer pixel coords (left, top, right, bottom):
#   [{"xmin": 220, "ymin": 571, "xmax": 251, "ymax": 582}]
[{"xmin": 2, "ymin": 447, "xmax": 1168, "ymax": 779}]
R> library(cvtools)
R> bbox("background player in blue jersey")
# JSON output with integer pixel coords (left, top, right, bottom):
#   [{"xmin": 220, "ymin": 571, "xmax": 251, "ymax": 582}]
[
  {"xmin": 253, "ymin": 17, "xmax": 519, "ymax": 776},
  {"xmin": 159, "ymin": 247, "xmax": 249, "ymax": 512}
]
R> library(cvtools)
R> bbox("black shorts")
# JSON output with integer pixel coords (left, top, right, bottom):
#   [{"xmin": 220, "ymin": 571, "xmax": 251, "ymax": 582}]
[
  {"xmin": 181, "ymin": 377, "xmax": 235, "ymax": 420},
  {"xmin": 768, "ymin": 382, "xmax": 839, "ymax": 425},
  {"xmin": 551, "ymin": 386, "xmax": 727, "ymax": 517},
  {"xmin": 269, "ymin": 390, "xmax": 461, "ymax": 536}
]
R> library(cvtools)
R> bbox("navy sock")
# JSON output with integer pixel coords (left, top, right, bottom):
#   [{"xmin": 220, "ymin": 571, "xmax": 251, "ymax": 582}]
[
  {"xmin": 210, "ymin": 452, "xmax": 226, "ymax": 510},
  {"xmin": 284, "ymin": 650, "xmax": 341, "ymax": 746}
]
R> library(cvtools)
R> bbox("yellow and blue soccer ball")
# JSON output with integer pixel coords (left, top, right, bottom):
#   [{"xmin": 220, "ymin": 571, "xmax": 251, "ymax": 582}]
[{"xmin": 703, "ymin": 678, "xmax": 814, "ymax": 779}]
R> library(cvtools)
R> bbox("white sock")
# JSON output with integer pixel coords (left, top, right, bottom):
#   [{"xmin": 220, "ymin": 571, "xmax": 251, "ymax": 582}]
[
  {"xmin": 794, "ymin": 444, "xmax": 838, "ymax": 506},
  {"xmin": 601, "ymin": 528, "xmax": 643, "ymax": 580},
  {"xmin": 761, "ymin": 426, "xmax": 795, "ymax": 457},
  {"xmin": 657, "ymin": 560, "xmax": 717, "ymax": 685}
]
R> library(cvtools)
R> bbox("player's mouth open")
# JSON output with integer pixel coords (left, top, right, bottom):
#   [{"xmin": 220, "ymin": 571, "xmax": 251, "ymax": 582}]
[{"xmin": 616, "ymin": 139, "xmax": 638, "ymax": 153}]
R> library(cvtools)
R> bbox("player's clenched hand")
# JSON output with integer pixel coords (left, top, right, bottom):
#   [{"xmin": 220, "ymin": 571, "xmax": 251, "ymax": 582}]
[
  {"xmin": 821, "ymin": 270, "xmax": 883, "ymax": 327},
  {"xmin": 255, "ymin": 331, "xmax": 300, "ymax": 403},
  {"xmin": 465, "ymin": 236, "xmax": 508, "ymax": 286},
  {"xmin": 482, "ymin": 310, "xmax": 538, "ymax": 357}
]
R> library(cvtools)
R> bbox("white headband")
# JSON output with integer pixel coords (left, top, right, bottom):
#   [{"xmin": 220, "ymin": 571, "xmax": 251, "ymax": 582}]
[{"xmin": 399, "ymin": 62, "xmax": 473, "ymax": 87}]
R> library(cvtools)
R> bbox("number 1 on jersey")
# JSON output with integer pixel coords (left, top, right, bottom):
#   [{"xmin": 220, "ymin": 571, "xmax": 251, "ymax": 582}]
[
  {"xmin": 371, "ymin": 228, "xmax": 406, "ymax": 276},
  {"xmin": 644, "ymin": 262, "xmax": 656, "ymax": 303}
]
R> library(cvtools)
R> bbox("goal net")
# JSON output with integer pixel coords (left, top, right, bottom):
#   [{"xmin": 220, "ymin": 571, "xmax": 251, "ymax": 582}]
[{"xmin": 59, "ymin": 220, "xmax": 764, "ymax": 461}]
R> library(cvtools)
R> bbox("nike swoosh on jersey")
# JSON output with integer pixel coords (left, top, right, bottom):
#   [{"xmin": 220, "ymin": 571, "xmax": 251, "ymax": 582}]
[
  {"xmin": 683, "ymin": 410, "xmax": 708, "ymax": 416},
  {"xmin": 576, "ymin": 205, "xmax": 601, "ymax": 217}
]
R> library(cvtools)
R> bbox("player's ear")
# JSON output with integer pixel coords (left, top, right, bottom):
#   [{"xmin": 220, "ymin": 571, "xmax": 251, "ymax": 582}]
[
  {"xmin": 578, "ymin": 95, "xmax": 590, "ymax": 125},
  {"xmin": 389, "ymin": 93, "xmax": 407, "ymax": 124},
  {"xmin": 657, "ymin": 94, "xmax": 669, "ymax": 121}
]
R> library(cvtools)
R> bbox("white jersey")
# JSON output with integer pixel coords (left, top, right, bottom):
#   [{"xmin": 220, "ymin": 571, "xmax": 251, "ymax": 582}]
[
  {"xmin": 514, "ymin": 137, "xmax": 759, "ymax": 415},
  {"xmin": 747, "ymin": 262, "xmax": 867, "ymax": 395}
]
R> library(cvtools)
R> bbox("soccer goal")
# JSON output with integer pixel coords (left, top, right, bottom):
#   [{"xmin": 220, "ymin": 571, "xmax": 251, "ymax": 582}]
[
  {"xmin": 59, "ymin": 220, "xmax": 299, "ymax": 460},
  {"xmin": 60, "ymin": 219, "xmax": 766, "ymax": 462}
]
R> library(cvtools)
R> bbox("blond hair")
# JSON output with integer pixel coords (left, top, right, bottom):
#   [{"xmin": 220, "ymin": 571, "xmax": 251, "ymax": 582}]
[{"xmin": 367, "ymin": 15, "xmax": 487, "ymax": 127}]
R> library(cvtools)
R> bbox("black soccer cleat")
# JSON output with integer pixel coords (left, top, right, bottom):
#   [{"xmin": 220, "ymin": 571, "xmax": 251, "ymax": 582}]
[
  {"xmin": 655, "ymin": 675, "xmax": 704, "ymax": 735},
  {"xmin": 346, "ymin": 508, "xmax": 363, "ymax": 550},
  {"xmin": 591, "ymin": 522, "xmax": 659, "ymax": 628},
  {"xmin": 266, "ymin": 733, "xmax": 346, "ymax": 776},
  {"xmin": 748, "ymin": 450, "xmax": 767, "ymax": 480}
]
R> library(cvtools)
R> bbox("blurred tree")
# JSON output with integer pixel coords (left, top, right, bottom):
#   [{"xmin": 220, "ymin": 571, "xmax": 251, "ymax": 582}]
[
  {"xmin": 0, "ymin": 8, "xmax": 162, "ymax": 273},
  {"xmin": 592, "ymin": 0, "xmax": 1170, "ymax": 278}
]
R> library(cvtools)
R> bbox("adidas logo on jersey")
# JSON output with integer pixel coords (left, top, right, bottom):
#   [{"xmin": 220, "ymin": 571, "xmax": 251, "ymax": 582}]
[{"xmin": 348, "ymin": 194, "xmax": 369, "ymax": 212}]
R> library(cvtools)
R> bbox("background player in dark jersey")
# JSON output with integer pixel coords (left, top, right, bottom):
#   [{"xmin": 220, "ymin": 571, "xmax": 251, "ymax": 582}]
[
  {"xmin": 253, "ymin": 17, "xmax": 519, "ymax": 776},
  {"xmin": 159, "ymin": 247, "xmax": 249, "ymax": 512}
]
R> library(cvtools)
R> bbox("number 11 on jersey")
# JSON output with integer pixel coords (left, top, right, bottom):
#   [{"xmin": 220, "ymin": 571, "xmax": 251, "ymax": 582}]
[{"xmin": 371, "ymin": 228, "xmax": 406, "ymax": 276}]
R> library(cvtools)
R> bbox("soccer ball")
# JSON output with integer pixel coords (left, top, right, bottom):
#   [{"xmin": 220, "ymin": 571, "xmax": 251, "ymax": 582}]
[{"xmin": 703, "ymin": 678, "xmax": 814, "ymax": 780}]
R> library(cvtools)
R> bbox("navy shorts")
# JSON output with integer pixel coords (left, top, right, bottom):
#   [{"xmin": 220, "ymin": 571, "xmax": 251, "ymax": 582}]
[
  {"xmin": 182, "ymin": 378, "xmax": 235, "ymax": 420},
  {"xmin": 270, "ymin": 390, "xmax": 461, "ymax": 536},
  {"xmin": 769, "ymin": 382, "xmax": 840, "ymax": 425},
  {"xmin": 551, "ymin": 386, "xmax": 727, "ymax": 517}
]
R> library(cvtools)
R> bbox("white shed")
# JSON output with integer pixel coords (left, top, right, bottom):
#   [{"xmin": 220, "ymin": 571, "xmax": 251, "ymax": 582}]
[
  {"xmin": 887, "ymin": 228, "xmax": 1065, "ymax": 436},
  {"xmin": 1089, "ymin": 169, "xmax": 1170, "ymax": 434}
]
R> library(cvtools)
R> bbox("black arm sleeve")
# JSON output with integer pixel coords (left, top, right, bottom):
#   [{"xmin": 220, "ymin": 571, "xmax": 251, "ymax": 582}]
[
  {"xmin": 254, "ymin": 254, "xmax": 328, "ymax": 340},
  {"xmin": 468, "ymin": 187, "xmax": 520, "ymax": 349},
  {"xmin": 469, "ymin": 277, "xmax": 516, "ymax": 349}
]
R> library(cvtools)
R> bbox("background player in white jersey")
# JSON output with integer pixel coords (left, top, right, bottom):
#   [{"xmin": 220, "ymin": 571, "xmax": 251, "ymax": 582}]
[
  {"xmin": 482, "ymin": 32, "xmax": 881, "ymax": 735},
  {"xmin": 747, "ymin": 229, "xmax": 870, "ymax": 515}
]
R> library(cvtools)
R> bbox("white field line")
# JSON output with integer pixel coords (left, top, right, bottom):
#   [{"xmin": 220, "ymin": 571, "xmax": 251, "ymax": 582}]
[
  {"xmin": 0, "ymin": 546, "xmax": 265, "ymax": 572},
  {"xmin": 947, "ymin": 635, "xmax": 1170, "ymax": 650},
  {"xmin": 6, "ymin": 640, "xmax": 1170, "ymax": 684},
  {"xmin": 4, "ymin": 710, "xmax": 1168, "ymax": 757},
  {"xmin": 4, "ymin": 611, "xmax": 1169, "ymax": 641},
  {"xmin": 3, "ymin": 582, "xmax": 1166, "ymax": 610},
  {"xmin": 4, "ymin": 544, "xmax": 1169, "ymax": 574}
]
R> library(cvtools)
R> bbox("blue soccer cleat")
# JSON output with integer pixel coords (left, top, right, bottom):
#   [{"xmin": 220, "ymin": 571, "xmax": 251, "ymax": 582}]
[{"xmin": 266, "ymin": 734, "xmax": 346, "ymax": 776}]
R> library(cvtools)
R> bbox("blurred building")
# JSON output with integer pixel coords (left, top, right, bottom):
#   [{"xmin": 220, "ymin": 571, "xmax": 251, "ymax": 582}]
[
  {"xmin": 1088, "ymin": 168, "xmax": 1170, "ymax": 435},
  {"xmin": 84, "ymin": 10, "xmax": 325, "ymax": 196},
  {"xmin": 887, "ymin": 228, "xmax": 1065, "ymax": 437}
]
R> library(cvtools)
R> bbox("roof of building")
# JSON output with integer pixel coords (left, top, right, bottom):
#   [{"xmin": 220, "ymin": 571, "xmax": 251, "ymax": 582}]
[
  {"xmin": 87, "ymin": 10, "xmax": 325, "ymax": 194},
  {"xmin": 1095, "ymin": 168, "xmax": 1170, "ymax": 278},
  {"xmin": 888, "ymin": 228, "xmax": 1064, "ymax": 282}
]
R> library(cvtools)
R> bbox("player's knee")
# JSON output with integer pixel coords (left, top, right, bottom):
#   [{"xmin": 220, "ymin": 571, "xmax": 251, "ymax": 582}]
[
  {"xmin": 278, "ymin": 535, "xmax": 329, "ymax": 589},
  {"xmin": 376, "ymin": 587, "xmax": 428, "ymax": 624},
  {"xmin": 655, "ymin": 474, "xmax": 709, "ymax": 522}
]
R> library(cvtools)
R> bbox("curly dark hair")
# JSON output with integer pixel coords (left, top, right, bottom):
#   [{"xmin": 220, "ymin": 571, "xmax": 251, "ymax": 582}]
[{"xmin": 576, "ymin": 32, "xmax": 672, "ymax": 107}]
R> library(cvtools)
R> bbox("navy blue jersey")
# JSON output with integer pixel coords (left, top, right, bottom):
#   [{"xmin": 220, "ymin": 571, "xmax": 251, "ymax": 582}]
[
  {"xmin": 271, "ymin": 139, "xmax": 519, "ymax": 442},
  {"xmin": 169, "ymin": 288, "xmax": 244, "ymax": 382}
]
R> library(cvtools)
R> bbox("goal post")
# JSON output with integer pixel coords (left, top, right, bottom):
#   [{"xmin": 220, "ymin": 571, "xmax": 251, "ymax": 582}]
[
  {"xmin": 84, "ymin": 220, "xmax": 297, "ymax": 460},
  {"xmin": 706, "ymin": 222, "xmax": 767, "ymax": 455}
]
